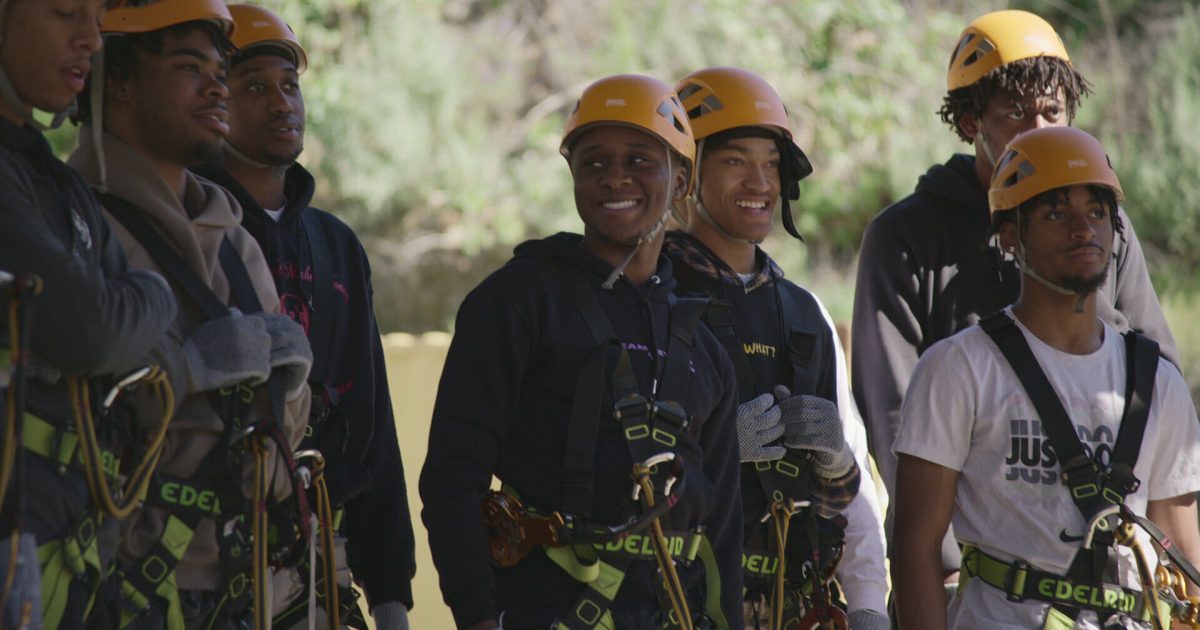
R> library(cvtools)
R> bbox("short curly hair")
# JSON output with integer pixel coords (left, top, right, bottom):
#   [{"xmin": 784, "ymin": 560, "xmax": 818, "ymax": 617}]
[
  {"xmin": 990, "ymin": 184, "xmax": 1124, "ymax": 238},
  {"xmin": 74, "ymin": 20, "xmax": 233, "ymax": 125},
  {"xmin": 938, "ymin": 56, "xmax": 1091, "ymax": 143}
]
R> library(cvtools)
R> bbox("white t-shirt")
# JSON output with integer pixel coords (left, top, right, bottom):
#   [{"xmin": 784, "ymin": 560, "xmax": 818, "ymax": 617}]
[{"xmin": 895, "ymin": 309, "xmax": 1200, "ymax": 629}]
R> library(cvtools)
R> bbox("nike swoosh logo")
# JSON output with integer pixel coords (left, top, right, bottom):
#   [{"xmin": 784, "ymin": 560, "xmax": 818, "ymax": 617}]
[{"xmin": 1059, "ymin": 529, "xmax": 1085, "ymax": 543}]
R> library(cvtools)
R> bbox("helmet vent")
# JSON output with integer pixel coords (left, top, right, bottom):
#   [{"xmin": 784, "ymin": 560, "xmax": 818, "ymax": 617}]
[
  {"xmin": 658, "ymin": 99, "xmax": 687, "ymax": 134},
  {"xmin": 950, "ymin": 33, "xmax": 976, "ymax": 69},
  {"xmin": 962, "ymin": 38, "xmax": 995, "ymax": 68}
]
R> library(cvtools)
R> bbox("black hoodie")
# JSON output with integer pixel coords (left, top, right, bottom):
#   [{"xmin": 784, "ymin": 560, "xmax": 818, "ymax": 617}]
[
  {"xmin": 193, "ymin": 163, "xmax": 416, "ymax": 609},
  {"xmin": 851, "ymin": 153, "xmax": 1179, "ymax": 501},
  {"xmin": 420, "ymin": 233, "xmax": 742, "ymax": 629}
]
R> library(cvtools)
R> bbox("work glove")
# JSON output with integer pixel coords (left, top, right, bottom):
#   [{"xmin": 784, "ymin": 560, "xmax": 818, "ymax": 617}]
[
  {"xmin": 848, "ymin": 609, "xmax": 890, "ymax": 630},
  {"xmin": 775, "ymin": 385, "xmax": 855, "ymax": 478},
  {"xmin": 182, "ymin": 312, "xmax": 271, "ymax": 394},
  {"xmin": 372, "ymin": 602, "xmax": 410, "ymax": 630},
  {"xmin": 736, "ymin": 392, "xmax": 785, "ymax": 462},
  {"xmin": 254, "ymin": 312, "xmax": 313, "ymax": 401}
]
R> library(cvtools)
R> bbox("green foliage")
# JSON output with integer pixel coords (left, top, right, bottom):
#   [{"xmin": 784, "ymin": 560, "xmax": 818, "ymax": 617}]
[{"xmin": 37, "ymin": 0, "xmax": 1198, "ymax": 335}]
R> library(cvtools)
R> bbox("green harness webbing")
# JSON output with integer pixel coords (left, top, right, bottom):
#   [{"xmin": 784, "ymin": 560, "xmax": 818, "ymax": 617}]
[
  {"xmin": 960, "ymin": 544, "xmax": 1162, "ymax": 622},
  {"xmin": 542, "ymin": 267, "xmax": 726, "ymax": 629},
  {"xmin": 36, "ymin": 510, "xmax": 103, "ymax": 629},
  {"xmin": 978, "ymin": 311, "xmax": 1160, "ymax": 625}
]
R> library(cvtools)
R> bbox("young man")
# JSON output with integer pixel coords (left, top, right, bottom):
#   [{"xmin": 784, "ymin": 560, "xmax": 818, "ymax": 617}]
[
  {"xmin": 68, "ymin": 1, "xmax": 312, "ymax": 627},
  {"xmin": 0, "ymin": 1, "xmax": 178, "ymax": 628},
  {"xmin": 892, "ymin": 126, "xmax": 1200, "ymax": 629},
  {"xmin": 851, "ymin": 9, "xmax": 1176, "ymax": 575},
  {"xmin": 191, "ymin": 5, "xmax": 415, "ymax": 628},
  {"xmin": 421, "ymin": 74, "xmax": 743, "ymax": 629},
  {"xmin": 666, "ymin": 66, "xmax": 888, "ymax": 630}
]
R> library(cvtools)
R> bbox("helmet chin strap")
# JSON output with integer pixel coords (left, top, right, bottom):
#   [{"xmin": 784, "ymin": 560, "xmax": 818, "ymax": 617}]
[
  {"xmin": 1011, "ymin": 213, "xmax": 1089, "ymax": 313},
  {"xmin": 601, "ymin": 149, "xmax": 674, "ymax": 290},
  {"xmin": 0, "ymin": 61, "xmax": 76, "ymax": 132},
  {"xmin": 688, "ymin": 138, "xmax": 765, "ymax": 246},
  {"xmin": 224, "ymin": 142, "xmax": 291, "ymax": 178},
  {"xmin": 975, "ymin": 125, "xmax": 998, "ymax": 170}
]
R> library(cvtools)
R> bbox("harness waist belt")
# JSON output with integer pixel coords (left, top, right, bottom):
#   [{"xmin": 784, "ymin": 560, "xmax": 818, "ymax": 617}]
[
  {"xmin": 22, "ymin": 412, "xmax": 120, "ymax": 477},
  {"xmin": 961, "ymin": 545, "xmax": 1149, "ymax": 619}
]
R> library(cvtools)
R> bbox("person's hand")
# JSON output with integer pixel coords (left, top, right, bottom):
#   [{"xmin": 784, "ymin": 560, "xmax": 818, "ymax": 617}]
[
  {"xmin": 736, "ymin": 392, "xmax": 785, "ymax": 462},
  {"xmin": 775, "ymin": 385, "xmax": 854, "ymax": 477},
  {"xmin": 181, "ymin": 313, "xmax": 270, "ymax": 394},
  {"xmin": 253, "ymin": 313, "xmax": 312, "ymax": 400}
]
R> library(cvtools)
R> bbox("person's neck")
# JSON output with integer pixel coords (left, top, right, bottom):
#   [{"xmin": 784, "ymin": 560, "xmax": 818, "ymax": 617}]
[
  {"xmin": 686, "ymin": 220, "xmax": 756, "ymax": 275},
  {"xmin": 1010, "ymin": 284, "xmax": 1104, "ymax": 355},
  {"xmin": 223, "ymin": 155, "xmax": 287, "ymax": 210},
  {"xmin": 581, "ymin": 232, "xmax": 664, "ymax": 287}
]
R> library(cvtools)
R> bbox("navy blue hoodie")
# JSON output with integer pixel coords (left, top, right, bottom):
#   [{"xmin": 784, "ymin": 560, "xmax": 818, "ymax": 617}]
[
  {"xmin": 420, "ymin": 233, "xmax": 742, "ymax": 629},
  {"xmin": 194, "ymin": 163, "xmax": 416, "ymax": 609}
]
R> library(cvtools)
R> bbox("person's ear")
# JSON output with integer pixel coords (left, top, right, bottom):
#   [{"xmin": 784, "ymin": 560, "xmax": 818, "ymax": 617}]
[
  {"xmin": 959, "ymin": 111, "xmax": 980, "ymax": 141},
  {"xmin": 997, "ymin": 219, "xmax": 1018, "ymax": 253},
  {"xmin": 671, "ymin": 165, "xmax": 688, "ymax": 202}
]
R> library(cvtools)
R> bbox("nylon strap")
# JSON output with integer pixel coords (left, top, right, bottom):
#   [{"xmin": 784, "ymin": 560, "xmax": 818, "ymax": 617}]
[
  {"xmin": 36, "ymin": 512, "xmax": 103, "ymax": 629},
  {"xmin": 980, "ymin": 312, "xmax": 1159, "ymax": 588},
  {"xmin": 299, "ymin": 210, "xmax": 336, "ymax": 377},
  {"xmin": 961, "ymin": 544, "xmax": 1150, "ymax": 620},
  {"xmin": 118, "ymin": 513, "xmax": 196, "ymax": 630},
  {"xmin": 100, "ymin": 193, "xmax": 231, "ymax": 320}
]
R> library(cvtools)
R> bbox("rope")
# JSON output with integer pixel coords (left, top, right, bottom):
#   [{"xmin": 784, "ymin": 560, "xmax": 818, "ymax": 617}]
[
  {"xmin": 66, "ymin": 365, "xmax": 174, "ymax": 519},
  {"xmin": 632, "ymin": 461, "xmax": 693, "ymax": 630},
  {"xmin": 250, "ymin": 437, "xmax": 271, "ymax": 630},
  {"xmin": 766, "ymin": 499, "xmax": 799, "ymax": 630},
  {"xmin": 1117, "ymin": 520, "xmax": 1170, "ymax": 630}
]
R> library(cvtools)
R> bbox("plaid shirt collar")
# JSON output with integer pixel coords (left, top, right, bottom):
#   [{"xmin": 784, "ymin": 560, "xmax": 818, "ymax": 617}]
[{"xmin": 663, "ymin": 230, "xmax": 783, "ymax": 292}]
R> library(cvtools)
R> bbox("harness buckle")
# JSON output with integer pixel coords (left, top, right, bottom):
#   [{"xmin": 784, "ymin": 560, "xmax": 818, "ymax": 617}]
[
  {"xmin": 613, "ymin": 394, "xmax": 651, "ymax": 423},
  {"xmin": 1060, "ymin": 455, "xmax": 1099, "ymax": 486},
  {"xmin": 652, "ymin": 400, "xmax": 690, "ymax": 431},
  {"xmin": 1004, "ymin": 559, "xmax": 1030, "ymax": 603},
  {"xmin": 1103, "ymin": 463, "xmax": 1141, "ymax": 500}
]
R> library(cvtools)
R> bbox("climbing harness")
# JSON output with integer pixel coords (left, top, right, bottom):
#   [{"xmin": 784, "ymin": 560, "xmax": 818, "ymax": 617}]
[
  {"xmin": 101, "ymin": 193, "xmax": 311, "ymax": 629},
  {"xmin": 669, "ymin": 246, "xmax": 848, "ymax": 629},
  {"xmin": 969, "ymin": 311, "xmax": 1165, "ymax": 628},
  {"xmin": 482, "ymin": 264, "xmax": 727, "ymax": 629}
]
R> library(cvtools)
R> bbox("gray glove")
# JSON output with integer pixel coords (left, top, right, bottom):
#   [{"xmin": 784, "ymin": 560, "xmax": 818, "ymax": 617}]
[
  {"xmin": 774, "ymin": 385, "xmax": 854, "ymax": 478},
  {"xmin": 254, "ymin": 313, "xmax": 312, "ymax": 400},
  {"xmin": 736, "ymin": 392, "xmax": 785, "ymax": 462},
  {"xmin": 848, "ymin": 609, "xmax": 890, "ymax": 630},
  {"xmin": 182, "ymin": 313, "xmax": 270, "ymax": 394},
  {"xmin": 372, "ymin": 602, "xmax": 410, "ymax": 630}
]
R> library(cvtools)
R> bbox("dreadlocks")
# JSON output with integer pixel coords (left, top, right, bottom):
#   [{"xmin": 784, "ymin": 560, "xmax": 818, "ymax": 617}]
[{"xmin": 939, "ymin": 56, "xmax": 1092, "ymax": 143}]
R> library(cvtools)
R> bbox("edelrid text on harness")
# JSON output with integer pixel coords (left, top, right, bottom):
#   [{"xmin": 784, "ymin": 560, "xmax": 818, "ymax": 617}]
[
  {"xmin": 102, "ymin": 194, "xmax": 316, "ymax": 630},
  {"xmin": 972, "ymin": 311, "xmax": 1162, "ymax": 628}
]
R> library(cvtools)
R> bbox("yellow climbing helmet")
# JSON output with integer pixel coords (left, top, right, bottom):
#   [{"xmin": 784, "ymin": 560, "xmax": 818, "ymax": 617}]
[
  {"xmin": 228, "ymin": 4, "xmax": 307, "ymax": 73},
  {"xmin": 674, "ymin": 66, "xmax": 813, "ymax": 240},
  {"xmin": 101, "ymin": 0, "xmax": 234, "ymax": 36},
  {"xmin": 560, "ymin": 74, "xmax": 695, "ymax": 190},
  {"xmin": 674, "ymin": 66, "xmax": 794, "ymax": 141},
  {"xmin": 988, "ymin": 126, "xmax": 1123, "ymax": 214},
  {"xmin": 947, "ymin": 10, "xmax": 1070, "ymax": 91}
]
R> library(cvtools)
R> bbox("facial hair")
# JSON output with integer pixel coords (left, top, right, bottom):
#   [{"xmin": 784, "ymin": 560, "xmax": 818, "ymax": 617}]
[{"xmin": 1060, "ymin": 258, "xmax": 1110, "ymax": 294}]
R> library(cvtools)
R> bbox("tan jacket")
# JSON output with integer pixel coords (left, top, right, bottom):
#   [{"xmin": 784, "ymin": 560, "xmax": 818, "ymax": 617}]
[{"xmin": 69, "ymin": 131, "xmax": 310, "ymax": 590}]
